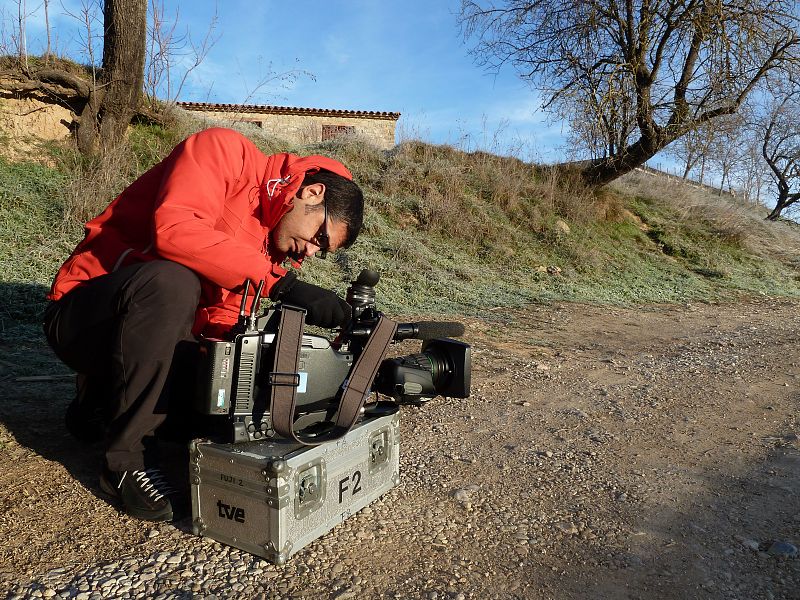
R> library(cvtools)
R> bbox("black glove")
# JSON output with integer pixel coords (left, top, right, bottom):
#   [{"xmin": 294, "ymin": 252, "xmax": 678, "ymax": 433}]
[{"xmin": 270, "ymin": 273, "xmax": 352, "ymax": 329}]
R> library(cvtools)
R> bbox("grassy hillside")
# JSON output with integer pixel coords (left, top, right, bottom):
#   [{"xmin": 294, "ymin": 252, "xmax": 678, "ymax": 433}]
[{"xmin": 1, "ymin": 113, "xmax": 799, "ymax": 347}]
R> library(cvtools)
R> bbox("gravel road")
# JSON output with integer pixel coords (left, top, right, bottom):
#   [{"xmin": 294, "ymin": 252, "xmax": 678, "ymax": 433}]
[{"xmin": 1, "ymin": 298, "xmax": 798, "ymax": 599}]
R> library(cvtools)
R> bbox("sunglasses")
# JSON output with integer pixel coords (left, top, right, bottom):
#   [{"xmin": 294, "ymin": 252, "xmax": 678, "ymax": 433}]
[{"xmin": 313, "ymin": 199, "xmax": 330, "ymax": 259}]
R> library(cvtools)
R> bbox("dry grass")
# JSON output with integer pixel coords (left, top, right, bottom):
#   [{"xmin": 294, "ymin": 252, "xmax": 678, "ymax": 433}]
[
  {"xmin": 373, "ymin": 141, "xmax": 621, "ymax": 249},
  {"xmin": 50, "ymin": 118, "xmax": 625, "ymax": 262},
  {"xmin": 3, "ymin": 116, "xmax": 799, "ymax": 336},
  {"xmin": 55, "ymin": 146, "xmax": 142, "ymax": 227},
  {"xmin": 614, "ymin": 169, "xmax": 800, "ymax": 266},
  {"xmin": 0, "ymin": 54, "xmax": 95, "ymax": 79}
]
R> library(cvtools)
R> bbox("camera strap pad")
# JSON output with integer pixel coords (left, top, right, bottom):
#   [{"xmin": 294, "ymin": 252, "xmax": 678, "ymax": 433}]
[{"xmin": 270, "ymin": 305, "xmax": 397, "ymax": 445}]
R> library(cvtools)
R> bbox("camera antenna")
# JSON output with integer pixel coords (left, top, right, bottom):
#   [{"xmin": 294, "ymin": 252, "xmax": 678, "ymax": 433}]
[
  {"xmin": 238, "ymin": 280, "xmax": 251, "ymax": 326},
  {"xmin": 248, "ymin": 280, "xmax": 264, "ymax": 331}
]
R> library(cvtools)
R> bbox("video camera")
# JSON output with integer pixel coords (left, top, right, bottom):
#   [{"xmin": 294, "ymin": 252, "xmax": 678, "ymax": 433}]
[{"xmin": 193, "ymin": 269, "xmax": 471, "ymax": 443}]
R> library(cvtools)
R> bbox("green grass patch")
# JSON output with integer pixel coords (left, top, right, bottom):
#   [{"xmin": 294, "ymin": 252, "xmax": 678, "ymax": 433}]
[{"xmin": 0, "ymin": 157, "xmax": 72, "ymax": 342}]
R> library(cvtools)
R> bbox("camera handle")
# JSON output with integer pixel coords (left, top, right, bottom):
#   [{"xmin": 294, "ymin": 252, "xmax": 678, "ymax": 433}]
[{"xmin": 269, "ymin": 304, "xmax": 398, "ymax": 445}]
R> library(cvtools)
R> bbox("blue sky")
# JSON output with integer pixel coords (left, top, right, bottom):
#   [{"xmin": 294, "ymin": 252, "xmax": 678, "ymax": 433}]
[{"xmin": 3, "ymin": 0, "xmax": 569, "ymax": 162}]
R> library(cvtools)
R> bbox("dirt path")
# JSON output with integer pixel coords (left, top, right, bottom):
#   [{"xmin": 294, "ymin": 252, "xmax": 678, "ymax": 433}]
[{"xmin": 1, "ymin": 298, "xmax": 798, "ymax": 599}]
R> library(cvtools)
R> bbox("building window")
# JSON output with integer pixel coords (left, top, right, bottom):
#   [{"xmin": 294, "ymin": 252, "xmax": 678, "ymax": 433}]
[
  {"xmin": 322, "ymin": 124, "xmax": 356, "ymax": 141},
  {"xmin": 242, "ymin": 119, "xmax": 263, "ymax": 128}
]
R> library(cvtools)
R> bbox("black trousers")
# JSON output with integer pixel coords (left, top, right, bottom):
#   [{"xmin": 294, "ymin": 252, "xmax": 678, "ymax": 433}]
[{"xmin": 43, "ymin": 261, "xmax": 201, "ymax": 471}]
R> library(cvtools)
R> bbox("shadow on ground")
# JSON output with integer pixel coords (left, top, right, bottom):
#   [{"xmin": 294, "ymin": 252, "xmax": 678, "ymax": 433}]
[
  {"xmin": 0, "ymin": 282, "xmax": 109, "ymax": 492},
  {"xmin": 0, "ymin": 282, "xmax": 203, "ymax": 527}
]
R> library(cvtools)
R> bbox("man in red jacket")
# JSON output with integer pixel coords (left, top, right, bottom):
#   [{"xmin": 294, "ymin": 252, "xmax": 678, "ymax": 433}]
[{"xmin": 43, "ymin": 127, "xmax": 364, "ymax": 522}]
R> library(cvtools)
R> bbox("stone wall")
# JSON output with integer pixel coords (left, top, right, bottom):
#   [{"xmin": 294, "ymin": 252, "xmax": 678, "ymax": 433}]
[
  {"xmin": 183, "ymin": 109, "xmax": 398, "ymax": 150},
  {"xmin": 0, "ymin": 93, "xmax": 400, "ymax": 156}
]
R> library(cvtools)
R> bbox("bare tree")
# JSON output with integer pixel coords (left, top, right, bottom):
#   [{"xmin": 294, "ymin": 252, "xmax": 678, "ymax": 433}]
[
  {"xmin": 236, "ymin": 57, "xmax": 313, "ymax": 106},
  {"xmin": 732, "ymin": 135, "xmax": 773, "ymax": 205},
  {"xmin": 75, "ymin": 0, "xmax": 147, "ymax": 154},
  {"xmin": 1, "ymin": 1, "xmax": 308, "ymax": 154},
  {"xmin": 16, "ymin": 0, "xmax": 30, "ymax": 70},
  {"xmin": 760, "ymin": 85, "xmax": 800, "ymax": 220},
  {"xmin": 61, "ymin": 0, "xmax": 102, "ymax": 87},
  {"xmin": 703, "ymin": 113, "xmax": 751, "ymax": 195},
  {"xmin": 145, "ymin": 0, "xmax": 219, "ymax": 109},
  {"xmin": 461, "ymin": 0, "xmax": 800, "ymax": 186},
  {"xmin": 6, "ymin": 0, "xmax": 55, "ymax": 67},
  {"xmin": 43, "ymin": 0, "xmax": 51, "ymax": 65},
  {"xmin": 664, "ymin": 123, "xmax": 718, "ymax": 183},
  {"xmin": 144, "ymin": 0, "xmax": 177, "ymax": 107},
  {"xmin": 0, "ymin": 2, "xmax": 29, "ymax": 62},
  {"xmin": 565, "ymin": 68, "xmax": 637, "ymax": 161},
  {"xmin": 0, "ymin": 8, "xmax": 8, "ymax": 56},
  {"xmin": 0, "ymin": 0, "xmax": 147, "ymax": 155}
]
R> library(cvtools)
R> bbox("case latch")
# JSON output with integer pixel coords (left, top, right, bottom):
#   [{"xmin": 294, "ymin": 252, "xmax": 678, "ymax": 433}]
[
  {"xmin": 369, "ymin": 426, "xmax": 391, "ymax": 473},
  {"xmin": 294, "ymin": 459, "xmax": 325, "ymax": 519}
]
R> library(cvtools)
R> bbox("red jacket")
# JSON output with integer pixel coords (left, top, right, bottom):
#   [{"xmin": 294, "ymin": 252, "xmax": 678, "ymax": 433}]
[{"xmin": 48, "ymin": 127, "xmax": 353, "ymax": 338}]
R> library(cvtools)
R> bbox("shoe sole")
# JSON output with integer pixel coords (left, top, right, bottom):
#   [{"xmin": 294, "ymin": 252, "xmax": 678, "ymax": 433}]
[{"xmin": 99, "ymin": 472, "xmax": 174, "ymax": 523}]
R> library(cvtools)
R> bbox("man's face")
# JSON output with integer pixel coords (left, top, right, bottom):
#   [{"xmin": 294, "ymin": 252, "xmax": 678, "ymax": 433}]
[{"xmin": 270, "ymin": 183, "xmax": 349, "ymax": 261}]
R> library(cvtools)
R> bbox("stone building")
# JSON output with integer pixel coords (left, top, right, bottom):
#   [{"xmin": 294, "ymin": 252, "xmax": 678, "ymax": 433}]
[{"xmin": 176, "ymin": 102, "xmax": 400, "ymax": 150}]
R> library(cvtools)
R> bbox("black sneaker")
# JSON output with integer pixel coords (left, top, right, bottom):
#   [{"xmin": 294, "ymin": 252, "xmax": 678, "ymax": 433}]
[{"xmin": 100, "ymin": 466, "xmax": 175, "ymax": 522}]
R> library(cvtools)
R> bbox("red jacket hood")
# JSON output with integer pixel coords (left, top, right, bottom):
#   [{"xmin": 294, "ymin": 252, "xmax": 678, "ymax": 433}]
[{"xmin": 260, "ymin": 153, "xmax": 353, "ymax": 229}]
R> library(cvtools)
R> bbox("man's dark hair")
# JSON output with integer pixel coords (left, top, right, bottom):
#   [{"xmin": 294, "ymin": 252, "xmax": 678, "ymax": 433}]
[{"xmin": 301, "ymin": 169, "xmax": 364, "ymax": 248}]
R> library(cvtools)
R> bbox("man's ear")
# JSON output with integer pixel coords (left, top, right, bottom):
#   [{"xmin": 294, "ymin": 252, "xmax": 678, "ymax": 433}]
[{"xmin": 300, "ymin": 182, "xmax": 325, "ymax": 201}]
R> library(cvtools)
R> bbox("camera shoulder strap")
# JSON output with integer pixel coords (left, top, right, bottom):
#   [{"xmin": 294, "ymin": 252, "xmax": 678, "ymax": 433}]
[
  {"xmin": 270, "ymin": 305, "xmax": 397, "ymax": 445},
  {"xmin": 334, "ymin": 315, "xmax": 397, "ymax": 432},
  {"xmin": 269, "ymin": 305, "xmax": 306, "ymax": 442}
]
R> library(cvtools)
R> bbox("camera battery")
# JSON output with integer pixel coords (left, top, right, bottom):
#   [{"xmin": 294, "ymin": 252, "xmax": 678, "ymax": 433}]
[
  {"xmin": 193, "ymin": 338, "xmax": 234, "ymax": 415},
  {"xmin": 189, "ymin": 411, "xmax": 400, "ymax": 564}
]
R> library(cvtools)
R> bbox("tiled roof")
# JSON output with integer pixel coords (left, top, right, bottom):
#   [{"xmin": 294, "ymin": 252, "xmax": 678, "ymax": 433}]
[{"xmin": 176, "ymin": 102, "xmax": 400, "ymax": 120}]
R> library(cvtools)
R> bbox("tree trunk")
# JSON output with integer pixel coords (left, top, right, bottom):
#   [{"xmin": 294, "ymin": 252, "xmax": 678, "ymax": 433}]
[
  {"xmin": 699, "ymin": 156, "xmax": 706, "ymax": 185},
  {"xmin": 579, "ymin": 134, "xmax": 661, "ymax": 186},
  {"xmin": 767, "ymin": 192, "xmax": 789, "ymax": 220},
  {"xmin": 43, "ymin": 0, "xmax": 51, "ymax": 65},
  {"xmin": 18, "ymin": 0, "xmax": 27, "ymax": 70},
  {"xmin": 76, "ymin": 0, "xmax": 147, "ymax": 155},
  {"xmin": 766, "ymin": 192, "xmax": 800, "ymax": 221},
  {"xmin": 76, "ymin": 89, "xmax": 103, "ymax": 155},
  {"xmin": 682, "ymin": 158, "xmax": 693, "ymax": 180}
]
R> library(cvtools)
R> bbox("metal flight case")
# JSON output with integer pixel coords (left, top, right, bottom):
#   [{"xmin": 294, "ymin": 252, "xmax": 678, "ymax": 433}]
[{"xmin": 189, "ymin": 410, "xmax": 400, "ymax": 564}]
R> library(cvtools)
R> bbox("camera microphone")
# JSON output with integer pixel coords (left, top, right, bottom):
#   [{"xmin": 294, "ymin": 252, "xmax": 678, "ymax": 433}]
[
  {"xmin": 395, "ymin": 321, "xmax": 465, "ymax": 340},
  {"xmin": 354, "ymin": 269, "xmax": 380, "ymax": 287}
]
